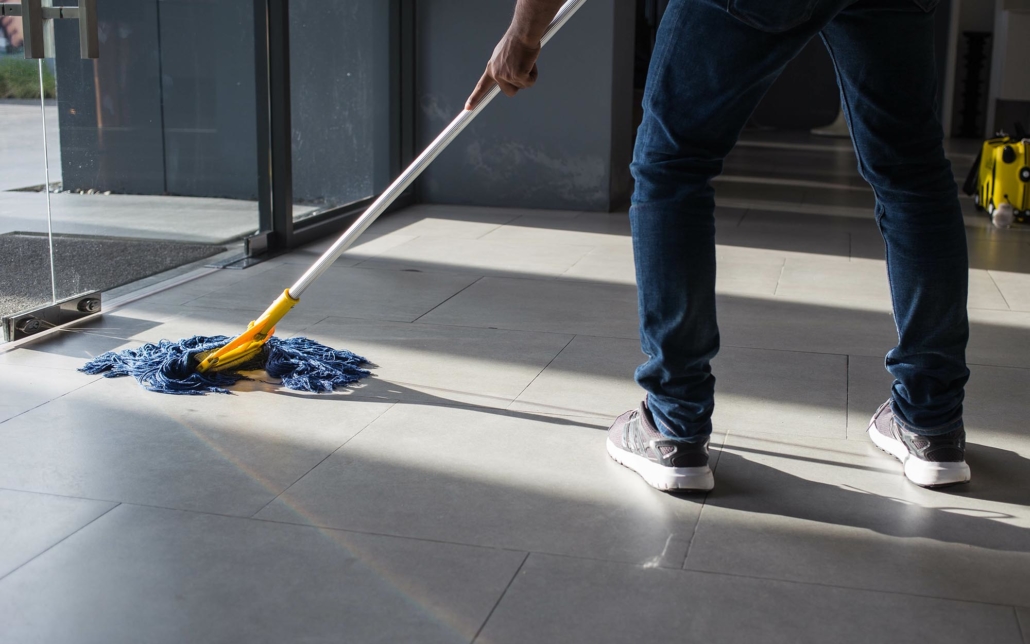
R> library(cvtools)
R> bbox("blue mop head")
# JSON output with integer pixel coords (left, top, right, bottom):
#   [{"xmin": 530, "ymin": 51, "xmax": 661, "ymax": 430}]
[{"xmin": 80, "ymin": 335, "xmax": 370, "ymax": 395}]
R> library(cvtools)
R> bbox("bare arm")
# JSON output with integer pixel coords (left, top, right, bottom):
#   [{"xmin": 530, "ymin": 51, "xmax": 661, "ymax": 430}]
[{"xmin": 465, "ymin": 0, "xmax": 566, "ymax": 110}]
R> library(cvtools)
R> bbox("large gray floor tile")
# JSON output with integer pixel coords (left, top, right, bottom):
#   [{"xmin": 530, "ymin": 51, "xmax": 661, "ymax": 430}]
[
  {"xmin": 0, "ymin": 489, "xmax": 116, "ymax": 579},
  {"xmin": 773, "ymin": 257, "xmax": 891, "ymax": 309},
  {"xmin": 476, "ymin": 553, "xmax": 1024, "ymax": 644},
  {"xmin": 257, "ymin": 403, "xmax": 707, "ymax": 566},
  {"xmin": 418, "ymin": 276, "xmax": 640, "ymax": 339},
  {"xmin": 125, "ymin": 264, "xmax": 282, "ymax": 308},
  {"xmin": 717, "ymin": 223, "xmax": 851, "ymax": 260},
  {"xmin": 686, "ymin": 431, "xmax": 1030, "ymax": 606},
  {"xmin": 0, "ymin": 364, "xmax": 98, "ymax": 423},
  {"xmin": 990, "ymin": 270, "xmax": 1030, "ymax": 311},
  {"xmin": 480, "ymin": 212, "xmax": 631, "ymax": 247},
  {"xmin": 845, "ymin": 354, "xmax": 894, "ymax": 439},
  {"xmin": 967, "ymin": 308, "xmax": 1030, "ymax": 369},
  {"xmin": 713, "ymin": 346, "xmax": 847, "ymax": 438},
  {"xmin": 511, "ymin": 337, "xmax": 847, "ymax": 438},
  {"xmin": 559, "ymin": 244, "xmax": 636, "ymax": 285},
  {"xmin": 364, "ymin": 203, "xmax": 521, "ymax": 238},
  {"xmin": 0, "ymin": 378, "xmax": 394, "ymax": 516},
  {"xmin": 274, "ymin": 233, "xmax": 419, "ymax": 267},
  {"xmin": 1019, "ymin": 609, "xmax": 1030, "ymax": 644},
  {"xmin": 510, "ymin": 335, "xmax": 645, "ymax": 418},
  {"xmin": 298, "ymin": 316, "xmax": 573, "ymax": 408},
  {"xmin": 717, "ymin": 293, "xmax": 899, "ymax": 357},
  {"xmin": 560, "ymin": 242, "xmax": 783, "ymax": 295},
  {"xmin": 357, "ymin": 236, "xmax": 595, "ymax": 278},
  {"xmin": 120, "ymin": 303, "xmax": 331, "ymax": 346},
  {"xmin": 0, "ymin": 504, "xmax": 525, "ymax": 644},
  {"xmin": 185, "ymin": 264, "xmax": 480, "ymax": 322}
]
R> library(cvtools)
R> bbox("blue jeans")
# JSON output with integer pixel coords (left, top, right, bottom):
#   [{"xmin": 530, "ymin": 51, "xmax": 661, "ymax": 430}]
[{"xmin": 631, "ymin": 0, "xmax": 970, "ymax": 440}]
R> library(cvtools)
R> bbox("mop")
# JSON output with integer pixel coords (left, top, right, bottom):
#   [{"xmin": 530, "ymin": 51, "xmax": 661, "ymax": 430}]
[{"xmin": 81, "ymin": 0, "xmax": 589, "ymax": 395}]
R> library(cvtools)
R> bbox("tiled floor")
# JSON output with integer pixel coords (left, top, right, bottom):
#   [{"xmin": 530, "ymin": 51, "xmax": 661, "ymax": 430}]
[{"xmin": 2, "ymin": 136, "xmax": 1030, "ymax": 643}]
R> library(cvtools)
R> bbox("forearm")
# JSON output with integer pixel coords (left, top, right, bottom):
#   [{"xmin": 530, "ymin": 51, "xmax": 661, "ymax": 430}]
[{"xmin": 507, "ymin": 0, "xmax": 566, "ymax": 45}]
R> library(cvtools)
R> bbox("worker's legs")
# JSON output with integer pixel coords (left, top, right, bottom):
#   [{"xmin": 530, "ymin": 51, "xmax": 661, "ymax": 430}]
[
  {"xmin": 631, "ymin": 0, "xmax": 841, "ymax": 439},
  {"xmin": 821, "ymin": 0, "xmax": 970, "ymax": 435}
]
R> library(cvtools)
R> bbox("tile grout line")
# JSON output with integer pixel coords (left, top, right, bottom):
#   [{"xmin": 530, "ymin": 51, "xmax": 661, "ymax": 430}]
[
  {"xmin": 248, "ymin": 401, "xmax": 400, "ymax": 519},
  {"xmin": 844, "ymin": 354, "xmax": 851, "ymax": 438},
  {"xmin": 410, "ymin": 276, "xmax": 487, "ymax": 324},
  {"xmin": 471, "ymin": 552, "xmax": 530, "ymax": 643},
  {"xmin": 0, "ymin": 376, "xmax": 103, "ymax": 427},
  {"xmin": 1, "ymin": 486, "xmax": 1027, "ymax": 614},
  {"xmin": 504, "ymin": 335, "xmax": 577, "ymax": 411},
  {"xmin": 987, "ymin": 270, "xmax": 1014, "ymax": 311},
  {"xmin": 679, "ymin": 429, "xmax": 731, "ymax": 570},
  {"xmin": 772, "ymin": 258, "xmax": 787, "ymax": 296},
  {"xmin": 0, "ymin": 502, "xmax": 121, "ymax": 585}
]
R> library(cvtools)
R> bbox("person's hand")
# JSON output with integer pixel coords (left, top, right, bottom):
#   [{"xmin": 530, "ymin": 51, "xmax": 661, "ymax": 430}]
[
  {"xmin": 465, "ymin": 33, "xmax": 542, "ymax": 110},
  {"xmin": 1, "ymin": 14, "xmax": 24, "ymax": 48}
]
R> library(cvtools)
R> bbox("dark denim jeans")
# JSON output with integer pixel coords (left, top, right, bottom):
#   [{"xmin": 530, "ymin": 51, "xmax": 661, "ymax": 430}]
[{"xmin": 631, "ymin": 0, "xmax": 970, "ymax": 440}]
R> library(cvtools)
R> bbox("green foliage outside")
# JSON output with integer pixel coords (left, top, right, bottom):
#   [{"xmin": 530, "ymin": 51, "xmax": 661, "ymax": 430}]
[{"xmin": 0, "ymin": 57, "xmax": 56, "ymax": 99}]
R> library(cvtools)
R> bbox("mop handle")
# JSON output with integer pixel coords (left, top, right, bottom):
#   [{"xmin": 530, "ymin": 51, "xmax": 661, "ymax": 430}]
[{"xmin": 288, "ymin": 0, "xmax": 590, "ymax": 298}]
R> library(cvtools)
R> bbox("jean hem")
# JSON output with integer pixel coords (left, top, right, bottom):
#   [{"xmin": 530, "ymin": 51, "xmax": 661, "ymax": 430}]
[{"xmin": 890, "ymin": 401, "xmax": 964, "ymax": 436}]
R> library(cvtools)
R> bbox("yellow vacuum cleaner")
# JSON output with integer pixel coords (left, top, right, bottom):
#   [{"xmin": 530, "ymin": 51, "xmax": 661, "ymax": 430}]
[{"xmin": 965, "ymin": 124, "xmax": 1030, "ymax": 228}]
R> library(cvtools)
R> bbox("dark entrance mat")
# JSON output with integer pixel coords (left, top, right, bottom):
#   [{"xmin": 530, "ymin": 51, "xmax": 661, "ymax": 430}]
[{"xmin": 0, "ymin": 232, "xmax": 225, "ymax": 318}]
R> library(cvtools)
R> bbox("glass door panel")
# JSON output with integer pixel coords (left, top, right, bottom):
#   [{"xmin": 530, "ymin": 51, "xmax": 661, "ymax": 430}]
[
  {"xmin": 44, "ymin": 0, "xmax": 261, "ymax": 310},
  {"xmin": 0, "ymin": 7, "xmax": 57, "ymax": 338},
  {"xmin": 289, "ymin": 0, "xmax": 392, "ymax": 222}
]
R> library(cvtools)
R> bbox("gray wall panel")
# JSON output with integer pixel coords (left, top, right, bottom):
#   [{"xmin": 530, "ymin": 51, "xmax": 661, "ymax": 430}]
[
  {"xmin": 415, "ymin": 0, "xmax": 633, "ymax": 211},
  {"xmin": 55, "ymin": 0, "xmax": 166, "ymax": 194},
  {"xmin": 159, "ymin": 0, "xmax": 258, "ymax": 200}
]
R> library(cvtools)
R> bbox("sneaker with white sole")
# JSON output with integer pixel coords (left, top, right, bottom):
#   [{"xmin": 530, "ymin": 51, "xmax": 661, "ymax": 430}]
[
  {"xmin": 867, "ymin": 399, "xmax": 971, "ymax": 488},
  {"xmin": 606, "ymin": 401, "xmax": 714, "ymax": 492}
]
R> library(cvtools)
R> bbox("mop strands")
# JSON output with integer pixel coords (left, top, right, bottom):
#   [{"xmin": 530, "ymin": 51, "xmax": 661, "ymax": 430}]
[
  {"xmin": 78, "ymin": 0, "xmax": 589, "ymax": 395},
  {"xmin": 81, "ymin": 335, "xmax": 370, "ymax": 395}
]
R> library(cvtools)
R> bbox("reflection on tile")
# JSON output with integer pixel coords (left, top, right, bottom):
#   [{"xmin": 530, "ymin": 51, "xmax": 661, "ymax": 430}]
[
  {"xmin": 0, "ymin": 504, "xmax": 525, "ymax": 644},
  {"xmin": 477, "ymin": 553, "xmax": 1024, "ymax": 644},
  {"xmin": 300, "ymin": 316, "xmax": 573, "ymax": 408},
  {"xmin": 0, "ymin": 489, "xmax": 116, "ymax": 578},
  {"xmin": 686, "ymin": 431, "xmax": 1030, "ymax": 606},
  {"xmin": 0, "ymin": 378, "xmax": 394, "ymax": 516},
  {"xmin": 258, "ymin": 404, "xmax": 705, "ymax": 565},
  {"xmin": 419, "ymin": 277, "xmax": 640, "ymax": 338}
]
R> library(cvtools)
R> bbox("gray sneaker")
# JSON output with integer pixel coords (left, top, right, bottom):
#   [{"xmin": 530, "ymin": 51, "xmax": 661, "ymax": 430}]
[
  {"xmin": 606, "ymin": 401, "xmax": 714, "ymax": 491},
  {"xmin": 867, "ymin": 400, "xmax": 970, "ymax": 488}
]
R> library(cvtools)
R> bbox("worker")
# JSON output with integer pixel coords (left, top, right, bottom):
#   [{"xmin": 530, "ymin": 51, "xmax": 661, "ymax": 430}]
[{"xmin": 467, "ymin": 0, "xmax": 971, "ymax": 492}]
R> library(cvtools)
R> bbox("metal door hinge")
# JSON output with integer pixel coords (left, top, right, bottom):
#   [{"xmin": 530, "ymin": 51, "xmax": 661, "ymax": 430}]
[{"xmin": 2, "ymin": 291, "xmax": 101, "ymax": 342}]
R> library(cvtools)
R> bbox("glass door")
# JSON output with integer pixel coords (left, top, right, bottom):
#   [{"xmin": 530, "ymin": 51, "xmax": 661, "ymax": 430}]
[
  {"xmin": 288, "ymin": 0, "xmax": 394, "ymax": 224},
  {"xmin": 0, "ymin": 3, "xmax": 61, "ymax": 337},
  {"xmin": 2, "ymin": 0, "xmax": 265, "ymax": 341}
]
